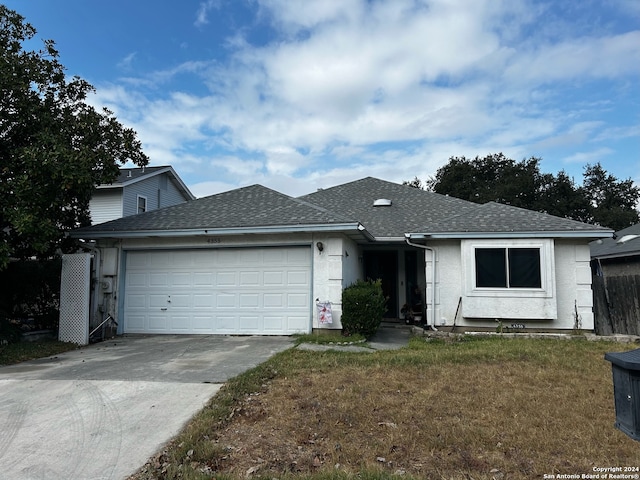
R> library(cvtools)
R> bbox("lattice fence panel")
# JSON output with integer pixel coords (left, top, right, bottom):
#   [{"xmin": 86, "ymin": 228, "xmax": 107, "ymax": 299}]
[{"xmin": 59, "ymin": 253, "xmax": 91, "ymax": 345}]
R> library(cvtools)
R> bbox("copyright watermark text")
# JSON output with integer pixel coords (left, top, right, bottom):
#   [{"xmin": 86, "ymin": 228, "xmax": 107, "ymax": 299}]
[{"xmin": 542, "ymin": 467, "xmax": 640, "ymax": 479}]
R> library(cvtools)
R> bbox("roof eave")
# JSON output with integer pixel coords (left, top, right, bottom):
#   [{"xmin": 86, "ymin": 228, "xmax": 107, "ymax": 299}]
[
  {"xmin": 592, "ymin": 251, "xmax": 640, "ymax": 260},
  {"xmin": 370, "ymin": 236, "xmax": 407, "ymax": 243},
  {"xmin": 71, "ymin": 222, "xmax": 372, "ymax": 240},
  {"xmin": 406, "ymin": 230, "xmax": 614, "ymax": 240}
]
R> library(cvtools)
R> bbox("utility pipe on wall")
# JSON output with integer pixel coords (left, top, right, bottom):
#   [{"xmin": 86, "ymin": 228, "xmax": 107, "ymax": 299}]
[{"xmin": 405, "ymin": 235, "xmax": 437, "ymax": 330}]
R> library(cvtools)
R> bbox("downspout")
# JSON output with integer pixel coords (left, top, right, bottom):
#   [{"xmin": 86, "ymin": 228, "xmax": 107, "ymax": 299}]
[{"xmin": 405, "ymin": 235, "xmax": 437, "ymax": 331}]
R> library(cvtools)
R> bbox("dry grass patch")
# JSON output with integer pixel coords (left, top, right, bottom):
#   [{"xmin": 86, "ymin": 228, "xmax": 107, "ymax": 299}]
[{"xmin": 131, "ymin": 336, "xmax": 640, "ymax": 480}]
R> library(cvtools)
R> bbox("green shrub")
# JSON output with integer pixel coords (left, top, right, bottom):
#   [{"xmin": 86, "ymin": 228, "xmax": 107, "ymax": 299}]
[{"xmin": 341, "ymin": 279, "xmax": 387, "ymax": 338}]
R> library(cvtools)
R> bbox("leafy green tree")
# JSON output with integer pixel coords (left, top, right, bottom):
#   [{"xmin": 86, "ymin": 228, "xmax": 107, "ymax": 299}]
[
  {"xmin": 582, "ymin": 163, "xmax": 640, "ymax": 230},
  {"xmin": 537, "ymin": 170, "xmax": 592, "ymax": 223},
  {"xmin": 426, "ymin": 153, "xmax": 544, "ymax": 208},
  {"xmin": 0, "ymin": 6, "xmax": 148, "ymax": 268},
  {"xmin": 407, "ymin": 154, "xmax": 639, "ymax": 230}
]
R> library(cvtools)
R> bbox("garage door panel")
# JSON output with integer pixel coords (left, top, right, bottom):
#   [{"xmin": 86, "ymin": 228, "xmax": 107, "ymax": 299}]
[
  {"xmin": 169, "ymin": 294, "xmax": 190, "ymax": 308},
  {"xmin": 127, "ymin": 295, "xmax": 146, "ymax": 308},
  {"xmin": 217, "ymin": 250, "xmax": 238, "ymax": 264},
  {"xmin": 264, "ymin": 249, "xmax": 286, "ymax": 263},
  {"xmin": 128, "ymin": 273, "xmax": 147, "ymax": 287},
  {"xmin": 217, "ymin": 271, "xmax": 236, "ymax": 286},
  {"xmin": 287, "ymin": 248, "xmax": 309, "ymax": 264},
  {"xmin": 239, "ymin": 316, "xmax": 260, "ymax": 331},
  {"xmin": 127, "ymin": 315, "xmax": 146, "ymax": 330},
  {"xmin": 169, "ymin": 315, "xmax": 190, "ymax": 331},
  {"xmin": 192, "ymin": 316, "xmax": 213, "ymax": 330},
  {"xmin": 149, "ymin": 295, "xmax": 168, "ymax": 308},
  {"xmin": 239, "ymin": 250, "xmax": 260, "ymax": 264},
  {"xmin": 287, "ymin": 316, "xmax": 309, "ymax": 331},
  {"xmin": 148, "ymin": 315, "xmax": 168, "ymax": 330},
  {"xmin": 263, "ymin": 316, "xmax": 284, "ymax": 331},
  {"xmin": 193, "ymin": 273, "xmax": 214, "ymax": 286},
  {"xmin": 287, "ymin": 271, "xmax": 308, "ymax": 285},
  {"xmin": 264, "ymin": 293, "xmax": 284, "ymax": 308},
  {"xmin": 288, "ymin": 293, "xmax": 308, "ymax": 308},
  {"xmin": 264, "ymin": 271, "xmax": 283, "ymax": 285},
  {"xmin": 239, "ymin": 293, "xmax": 259, "ymax": 308},
  {"xmin": 217, "ymin": 316, "xmax": 237, "ymax": 332},
  {"xmin": 170, "ymin": 272, "xmax": 191, "ymax": 287},
  {"xmin": 150, "ymin": 273, "xmax": 168, "ymax": 286},
  {"xmin": 217, "ymin": 293, "xmax": 236, "ymax": 308},
  {"xmin": 193, "ymin": 294, "xmax": 213, "ymax": 308},
  {"xmin": 124, "ymin": 247, "xmax": 311, "ymax": 335},
  {"xmin": 239, "ymin": 271, "xmax": 260, "ymax": 286}
]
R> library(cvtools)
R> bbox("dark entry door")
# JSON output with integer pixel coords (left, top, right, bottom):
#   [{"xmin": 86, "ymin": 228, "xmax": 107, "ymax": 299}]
[{"xmin": 363, "ymin": 251, "xmax": 397, "ymax": 318}]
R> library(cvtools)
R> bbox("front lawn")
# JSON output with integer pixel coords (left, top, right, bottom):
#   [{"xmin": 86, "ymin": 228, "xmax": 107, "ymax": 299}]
[{"xmin": 130, "ymin": 336, "xmax": 640, "ymax": 480}]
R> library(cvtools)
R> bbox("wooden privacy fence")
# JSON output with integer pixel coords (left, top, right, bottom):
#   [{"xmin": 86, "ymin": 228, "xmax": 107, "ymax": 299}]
[{"xmin": 593, "ymin": 274, "xmax": 640, "ymax": 336}]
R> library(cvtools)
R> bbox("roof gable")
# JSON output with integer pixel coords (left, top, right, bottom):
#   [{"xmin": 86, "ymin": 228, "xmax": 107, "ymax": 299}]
[
  {"xmin": 75, "ymin": 184, "xmax": 359, "ymax": 237},
  {"xmin": 97, "ymin": 166, "xmax": 195, "ymax": 201}
]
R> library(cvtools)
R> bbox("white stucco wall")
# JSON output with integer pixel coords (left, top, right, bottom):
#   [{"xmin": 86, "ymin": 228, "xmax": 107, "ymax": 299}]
[
  {"xmin": 423, "ymin": 238, "xmax": 594, "ymax": 331},
  {"xmin": 311, "ymin": 235, "xmax": 362, "ymax": 330}
]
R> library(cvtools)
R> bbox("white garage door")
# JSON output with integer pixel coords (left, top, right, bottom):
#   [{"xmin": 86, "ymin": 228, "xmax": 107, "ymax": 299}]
[{"xmin": 123, "ymin": 247, "xmax": 312, "ymax": 335}]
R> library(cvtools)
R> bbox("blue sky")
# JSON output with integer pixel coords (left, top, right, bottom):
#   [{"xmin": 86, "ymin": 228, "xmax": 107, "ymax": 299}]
[{"xmin": 5, "ymin": 0, "xmax": 640, "ymax": 198}]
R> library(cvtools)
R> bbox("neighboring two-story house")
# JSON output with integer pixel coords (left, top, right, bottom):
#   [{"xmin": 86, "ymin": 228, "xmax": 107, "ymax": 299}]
[{"xmin": 89, "ymin": 166, "xmax": 195, "ymax": 225}]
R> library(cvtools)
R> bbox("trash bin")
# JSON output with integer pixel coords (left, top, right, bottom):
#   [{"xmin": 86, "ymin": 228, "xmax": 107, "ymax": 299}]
[{"xmin": 604, "ymin": 348, "xmax": 640, "ymax": 442}]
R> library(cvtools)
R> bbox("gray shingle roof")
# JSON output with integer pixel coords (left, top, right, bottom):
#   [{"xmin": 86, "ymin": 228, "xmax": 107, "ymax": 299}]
[
  {"xmin": 110, "ymin": 166, "xmax": 168, "ymax": 185},
  {"xmin": 75, "ymin": 176, "xmax": 612, "ymax": 240},
  {"xmin": 591, "ymin": 223, "xmax": 640, "ymax": 259},
  {"xmin": 420, "ymin": 201, "xmax": 611, "ymax": 235},
  {"xmin": 298, "ymin": 177, "xmax": 476, "ymax": 238},
  {"xmin": 75, "ymin": 184, "xmax": 356, "ymax": 235}
]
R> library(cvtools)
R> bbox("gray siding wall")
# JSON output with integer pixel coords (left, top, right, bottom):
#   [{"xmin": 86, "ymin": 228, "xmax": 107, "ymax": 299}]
[
  {"xmin": 122, "ymin": 173, "xmax": 189, "ymax": 217},
  {"xmin": 162, "ymin": 177, "xmax": 190, "ymax": 207}
]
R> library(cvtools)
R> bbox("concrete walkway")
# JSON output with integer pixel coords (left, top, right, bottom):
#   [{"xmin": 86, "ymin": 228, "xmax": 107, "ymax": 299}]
[
  {"xmin": 0, "ymin": 335, "xmax": 292, "ymax": 480},
  {"xmin": 296, "ymin": 324, "xmax": 412, "ymax": 352}
]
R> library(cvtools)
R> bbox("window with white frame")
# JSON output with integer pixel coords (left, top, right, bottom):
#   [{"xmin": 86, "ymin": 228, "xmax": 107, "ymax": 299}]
[
  {"xmin": 475, "ymin": 247, "xmax": 541, "ymax": 288},
  {"xmin": 463, "ymin": 239, "xmax": 554, "ymax": 298},
  {"xmin": 137, "ymin": 195, "xmax": 147, "ymax": 214}
]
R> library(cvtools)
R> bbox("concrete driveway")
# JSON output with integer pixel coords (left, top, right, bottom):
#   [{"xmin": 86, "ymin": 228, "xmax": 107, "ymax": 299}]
[{"xmin": 0, "ymin": 335, "xmax": 293, "ymax": 480}]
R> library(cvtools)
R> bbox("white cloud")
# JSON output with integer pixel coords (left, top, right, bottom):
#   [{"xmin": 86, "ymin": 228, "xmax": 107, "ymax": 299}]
[
  {"xmin": 117, "ymin": 52, "xmax": 137, "ymax": 70},
  {"xmin": 89, "ymin": 0, "xmax": 640, "ymax": 197},
  {"xmin": 194, "ymin": 0, "xmax": 220, "ymax": 27},
  {"xmin": 562, "ymin": 147, "xmax": 615, "ymax": 164}
]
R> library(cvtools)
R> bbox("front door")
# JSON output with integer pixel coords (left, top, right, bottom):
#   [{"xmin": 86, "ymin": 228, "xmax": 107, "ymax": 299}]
[{"xmin": 363, "ymin": 251, "xmax": 398, "ymax": 318}]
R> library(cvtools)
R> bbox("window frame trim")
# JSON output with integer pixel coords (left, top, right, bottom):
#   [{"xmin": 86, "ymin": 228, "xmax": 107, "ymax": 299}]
[
  {"xmin": 463, "ymin": 239, "xmax": 554, "ymax": 299},
  {"xmin": 136, "ymin": 194, "xmax": 147, "ymax": 214}
]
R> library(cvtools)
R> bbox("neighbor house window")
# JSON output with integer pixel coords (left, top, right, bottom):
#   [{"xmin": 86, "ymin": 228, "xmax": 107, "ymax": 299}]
[
  {"xmin": 475, "ymin": 247, "xmax": 541, "ymax": 288},
  {"xmin": 137, "ymin": 195, "xmax": 147, "ymax": 214}
]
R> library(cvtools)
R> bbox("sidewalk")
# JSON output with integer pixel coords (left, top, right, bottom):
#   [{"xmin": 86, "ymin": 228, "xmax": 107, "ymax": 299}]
[{"xmin": 296, "ymin": 324, "xmax": 411, "ymax": 352}]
